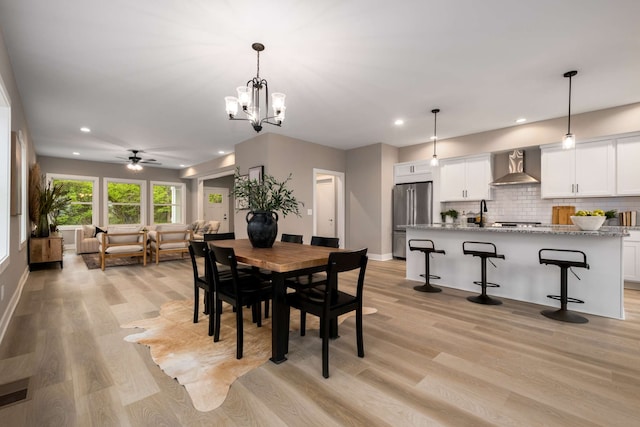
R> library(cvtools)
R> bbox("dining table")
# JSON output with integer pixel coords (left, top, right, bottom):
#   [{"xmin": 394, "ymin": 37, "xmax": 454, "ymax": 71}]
[{"xmin": 210, "ymin": 238, "xmax": 341, "ymax": 363}]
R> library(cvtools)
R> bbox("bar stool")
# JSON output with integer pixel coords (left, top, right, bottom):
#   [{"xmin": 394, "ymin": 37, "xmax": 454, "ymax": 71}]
[
  {"xmin": 538, "ymin": 248, "xmax": 589, "ymax": 324},
  {"xmin": 462, "ymin": 241, "xmax": 505, "ymax": 305},
  {"xmin": 409, "ymin": 239, "xmax": 446, "ymax": 293}
]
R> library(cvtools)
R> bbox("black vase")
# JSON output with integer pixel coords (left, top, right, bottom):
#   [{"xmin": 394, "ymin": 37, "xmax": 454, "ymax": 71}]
[{"xmin": 246, "ymin": 211, "xmax": 278, "ymax": 248}]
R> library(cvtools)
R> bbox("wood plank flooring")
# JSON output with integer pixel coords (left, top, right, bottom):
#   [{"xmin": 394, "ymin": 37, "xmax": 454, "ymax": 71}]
[{"xmin": 1, "ymin": 251, "xmax": 639, "ymax": 426}]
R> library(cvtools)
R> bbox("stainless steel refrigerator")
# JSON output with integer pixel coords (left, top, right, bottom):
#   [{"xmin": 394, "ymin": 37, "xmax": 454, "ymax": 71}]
[{"xmin": 393, "ymin": 181, "xmax": 433, "ymax": 258}]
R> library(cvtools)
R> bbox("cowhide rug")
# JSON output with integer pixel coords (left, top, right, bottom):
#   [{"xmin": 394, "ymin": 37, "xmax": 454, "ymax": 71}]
[{"xmin": 122, "ymin": 299, "xmax": 377, "ymax": 412}]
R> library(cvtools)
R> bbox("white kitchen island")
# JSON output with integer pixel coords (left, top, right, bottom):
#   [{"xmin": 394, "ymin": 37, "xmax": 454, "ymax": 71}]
[{"xmin": 405, "ymin": 224, "xmax": 630, "ymax": 319}]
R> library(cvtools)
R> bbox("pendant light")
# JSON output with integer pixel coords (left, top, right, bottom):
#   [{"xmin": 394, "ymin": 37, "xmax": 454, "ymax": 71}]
[
  {"xmin": 562, "ymin": 70, "xmax": 577, "ymax": 150},
  {"xmin": 430, "ymin": 108, "xmax": 440, "ymax": 167}
]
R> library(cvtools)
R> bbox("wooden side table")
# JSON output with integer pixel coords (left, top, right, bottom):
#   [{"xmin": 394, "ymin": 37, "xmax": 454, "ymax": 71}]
[{"xmin": 29, "ymin": 236, "xmax": 64, "ymax": 270}]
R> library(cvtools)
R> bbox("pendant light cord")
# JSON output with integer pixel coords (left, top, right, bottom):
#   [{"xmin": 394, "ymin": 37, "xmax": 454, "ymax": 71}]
[{"xmin": 567, "ymin": 74, "xmax": 572, "ymax": 134}]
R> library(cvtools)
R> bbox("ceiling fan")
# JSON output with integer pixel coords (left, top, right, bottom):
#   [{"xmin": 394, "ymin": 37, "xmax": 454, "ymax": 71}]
[{"xmin": 119, "ymin": 149, "xmax": 160, "ymax": 170}]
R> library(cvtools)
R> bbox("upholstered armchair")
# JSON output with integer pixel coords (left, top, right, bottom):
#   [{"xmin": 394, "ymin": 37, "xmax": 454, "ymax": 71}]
[
  {"xmin": 98, "ymin": 226, "xmax": 147, "ymax": 271},
  {"xmin": 148, "ymin": 224, "xmax": 193, "ymax": 264}
]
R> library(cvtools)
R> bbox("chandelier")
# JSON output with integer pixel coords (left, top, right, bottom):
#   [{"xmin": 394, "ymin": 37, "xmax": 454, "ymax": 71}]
[{"xmin": 225, "ymin": 43, "xmax": 286, "ymax": 132}]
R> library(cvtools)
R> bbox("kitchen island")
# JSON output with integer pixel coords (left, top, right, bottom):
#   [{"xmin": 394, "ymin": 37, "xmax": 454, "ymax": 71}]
[{"xmin": 405, "ymin": 224, "xmax": 630, "ymax": 319}]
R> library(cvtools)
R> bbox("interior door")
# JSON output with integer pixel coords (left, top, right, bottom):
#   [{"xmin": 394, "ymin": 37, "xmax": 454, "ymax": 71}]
[
  {"xmin": 204, "ymin": 187, "xmax": 229, "ymax": 233},
  {"xmin": 316, "ymin": 176, "xmax": 336, "ymax": 237}
]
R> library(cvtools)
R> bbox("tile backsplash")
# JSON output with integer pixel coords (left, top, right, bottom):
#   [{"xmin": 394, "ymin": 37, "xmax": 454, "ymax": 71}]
[{"xmin": 441, "ymin": 184, "xmax": 640, "ymax": 224}]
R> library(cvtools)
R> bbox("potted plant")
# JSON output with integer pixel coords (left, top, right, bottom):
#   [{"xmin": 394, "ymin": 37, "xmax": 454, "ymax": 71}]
[
  {"xmin": 33, "ymin": 175, "xmax": 69, "ymax": 237},
  {"xmin": 440, "ymin": 209, "xmax": 459, "ymax": 224},
  {"xmin": 231, "ymin": 168, "xmax": 301, "ymax": 248}
]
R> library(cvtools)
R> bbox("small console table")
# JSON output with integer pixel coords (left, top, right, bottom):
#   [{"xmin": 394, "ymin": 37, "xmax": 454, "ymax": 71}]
[{"xmin": 29, "ymin": 236, "xmax": 64, "ymax": 270}]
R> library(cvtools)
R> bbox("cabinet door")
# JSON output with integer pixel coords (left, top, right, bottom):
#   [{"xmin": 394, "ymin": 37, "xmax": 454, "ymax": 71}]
[
  {"xmin": 439, "ymin": 159, "xmax": 466, "ymax": 201},
  {"xmin": 541, "ymin": 146, "xmax": 575, "ymax": 198},
  {"xmin": 575, "ymin": 140, "xmax": 615, "ymax": 196},
  {"xmin": 464, "ymin": 156, "xmax": 492, "ymax": 201},
  {"xmin": 29, "ymin": 238, "xmax": 47, "ymax": 263},
  {"xmin": 616, "ymin": 135, "xmax": 640, "ymax": 195},
  {"xmin": 47, "ymin": 238, "xmax": 63, "ymax": 262}
]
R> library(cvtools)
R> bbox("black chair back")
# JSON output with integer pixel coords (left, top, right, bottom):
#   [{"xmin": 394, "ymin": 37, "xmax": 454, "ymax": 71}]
[
  {"xmin": 188, "ymin": 240, "xmax": 209, "ymax": 280},
  {"xmin": 281, "ymin": 233, "xmax": 303, "ymax": 244},
  {"xmin": 325, "ymin": 248, "xmax": 368, "ymax": 302},
  {"xmin": 310, "ymin": 236, "xmax": 339, "ymax": 248},
  {"xmin": 204, "ymin": 232, "xmax": 236, "ymax": 241}
]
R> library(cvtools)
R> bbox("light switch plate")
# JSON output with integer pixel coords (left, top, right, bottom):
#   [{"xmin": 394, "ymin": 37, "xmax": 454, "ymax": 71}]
[{"xmin": 307, "ymin": 209, "xmax": 313, "ymax": 216}]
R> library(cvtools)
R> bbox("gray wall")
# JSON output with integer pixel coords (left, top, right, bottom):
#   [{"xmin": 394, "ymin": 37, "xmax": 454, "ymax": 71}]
[
  {"xmin": 38, "ymin": 156, "xmax": 193, "ymax": 244},
  {"xmin": 234, "ymin": 132, "xmax": 346, "ymax": 244},
  {"xmin": 399, "ymin": 102, "xmax": 640, "ymax": 162},
  {"xmin": 346, "ymin": 143, "xmax": 398, "ymax": 257},
  {"xmin": 0, "ymin": 26, "xmax": 36, "ymax": 336}
]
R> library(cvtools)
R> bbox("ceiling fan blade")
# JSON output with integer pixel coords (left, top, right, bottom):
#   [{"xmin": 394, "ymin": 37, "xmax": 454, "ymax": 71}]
[{"xmin": 141, "ymin": 160, "xmax": 161, "ymax": 165}]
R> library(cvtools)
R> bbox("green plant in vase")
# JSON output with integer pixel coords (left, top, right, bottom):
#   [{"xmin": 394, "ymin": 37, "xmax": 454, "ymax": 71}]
[
  {"xmin": 36, "ymin": 178, "xmax": 69, "ymax": 237},
  {"xmin": 231, "ymin": 168, "xmax": 301, "ymax": 247}
]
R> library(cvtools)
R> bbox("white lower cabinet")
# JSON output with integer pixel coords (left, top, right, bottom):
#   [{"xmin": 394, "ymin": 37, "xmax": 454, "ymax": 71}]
[{"xmin": 624, "ymin": 231, "xmax": 640, "ymax": 282}]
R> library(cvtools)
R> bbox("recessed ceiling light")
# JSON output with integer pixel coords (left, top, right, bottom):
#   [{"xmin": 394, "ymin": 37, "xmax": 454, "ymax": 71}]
[
  {"xmin": 180, "ymin": 164, "xmax": 185, "ymax": 167},
  {"xmin": 218, "ymin": 150, "xmax": 225, "ymax": 154},
  {"xmin": 394, "ymin": 119, "xmax": 404, "ymax": 126},
  {"xmin": 72, "ymin": 152, "xmax": 80, "ymax": 156},
  {"xmin": 516, "ymin": 118, "xmax": 527, "ymax": 124},
  {"xmin": 80, "ymin": 127, "xmax": 91, "ymax": 132}
]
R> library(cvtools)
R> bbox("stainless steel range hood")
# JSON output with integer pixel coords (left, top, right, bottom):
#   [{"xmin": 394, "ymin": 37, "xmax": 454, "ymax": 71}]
[{"xmin": 490, "ymin": 149, "xmax": 540, "ymax": 186}]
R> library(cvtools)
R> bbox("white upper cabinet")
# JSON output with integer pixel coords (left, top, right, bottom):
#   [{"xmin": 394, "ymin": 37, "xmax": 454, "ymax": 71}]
[
  {"xmin": 394, "ymin": 160, "xmax": 433, "ymax": 184},
  {"xmin": 541, "ymin": 139, "xmax": 615, "ymax": 198},
  {"xmin": 440, "ymin": 154, "xmax": 492, "ymax": 201},
  {"xmin": 616, "ymin": 135, "xmax": 640, "ymax": 195}
]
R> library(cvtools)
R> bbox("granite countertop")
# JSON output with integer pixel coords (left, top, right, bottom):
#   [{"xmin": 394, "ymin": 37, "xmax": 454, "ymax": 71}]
[{"xmin": 404, "ymin": 223, "xmax": 631, "ymax": 237}]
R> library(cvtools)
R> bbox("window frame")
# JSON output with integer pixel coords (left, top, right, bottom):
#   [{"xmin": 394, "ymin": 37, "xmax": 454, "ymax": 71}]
[
  {"xmin": 103, "ymin": 177, "xmax": 147, "ymax": 226},
  {"xmin": 19, "ymin": 130, "xmax": 27, "ymax": 249},
  {"xmin": 0, "ymin": 74, "xmax": 11, "ymax": 274},
  {"xmin": 150, "ymin": 180, "xmax": 187, "ymax": 225},
  {"xmin": 47, "ymin": 173, "xmax": 100, "ymax": 230}
]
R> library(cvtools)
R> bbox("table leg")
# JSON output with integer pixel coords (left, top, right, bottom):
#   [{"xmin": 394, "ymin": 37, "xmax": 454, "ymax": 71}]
[{"xmin": 270, "ymin": 272, "xmax": 289, "ymax": 364}]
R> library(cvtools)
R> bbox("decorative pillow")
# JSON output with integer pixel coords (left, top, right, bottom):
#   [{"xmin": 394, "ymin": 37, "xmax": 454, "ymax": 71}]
[
  {"xmin": 201, "ymin": 221, "xmax": 220, "ymax": 234},
  {"xmin": 190, "ymin": 220, "xmax": 206, "ymax": 234},
  {"xmin": 83, "ymin": 224, "xmax": 96, "ymax": 239},
  {"xmin": 95, "ymin": 226, "xmax": 107, "ymax": 234}
]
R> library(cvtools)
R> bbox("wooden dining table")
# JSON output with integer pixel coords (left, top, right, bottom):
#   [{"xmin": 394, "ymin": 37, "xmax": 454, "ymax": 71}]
[{"xmin": 210, "ymin": 239, "xmax": 341, "ymax": 363}]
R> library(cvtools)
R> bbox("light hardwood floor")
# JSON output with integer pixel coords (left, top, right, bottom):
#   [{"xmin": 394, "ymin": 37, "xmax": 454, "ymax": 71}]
[{"xmin": 1, "ymin": 250, "xmax": 639, "ymax": 426}]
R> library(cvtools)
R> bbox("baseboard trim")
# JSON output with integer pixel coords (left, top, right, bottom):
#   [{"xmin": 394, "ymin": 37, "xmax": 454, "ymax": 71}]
[
  {"xmin": 368, "ymin": 253, "xmax": 393, "ymax": 261},
  {"xmin": 0, "ymin": 267, "xmax": 29, "ymax": 345}
]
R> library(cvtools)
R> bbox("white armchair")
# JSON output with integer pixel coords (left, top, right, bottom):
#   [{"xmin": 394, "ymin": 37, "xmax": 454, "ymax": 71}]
[{"xmin": 98, "ymin": 226, "xmax": 147, "ymax": 271}]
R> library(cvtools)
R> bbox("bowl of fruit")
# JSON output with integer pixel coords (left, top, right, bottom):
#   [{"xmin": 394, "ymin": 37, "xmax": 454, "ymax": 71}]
[{"xmin": 570, "ymin": 210, "xmax": 606, "ymax": 231}]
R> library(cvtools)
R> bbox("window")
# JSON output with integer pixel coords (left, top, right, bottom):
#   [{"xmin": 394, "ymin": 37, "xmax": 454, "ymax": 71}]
[
  {"xmin": 19, "ymin": 131, "xmax": 27, "ymax": 246},
  {"xmin": 0, "ymin": 75, "xmax": 10, "ymax": 273},
  {"xmin": 104, "ymin": 178, "xmax": 146, "ymax": 225},
  {"xmin": 151, "ymin": 181, "xmax": 186, "ymax": 224},
  {"xmin": 47, "ymin": 174, "xmax": 99, "ymax": 228}
]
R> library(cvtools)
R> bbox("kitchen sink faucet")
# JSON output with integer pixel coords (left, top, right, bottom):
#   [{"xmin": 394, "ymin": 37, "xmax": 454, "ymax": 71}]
[{"xmin": 479, "ymin": 199, "xmax": 487, "ymax": 227}]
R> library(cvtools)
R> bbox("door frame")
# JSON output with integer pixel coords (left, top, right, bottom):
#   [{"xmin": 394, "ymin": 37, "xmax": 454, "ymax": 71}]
[
  {"xmin": 313, "ymin": 168, "xmax": 345, "ymax": 248},
  {"xmin": 196, "ymin": 170, "xmax": 234, "ymax": 220}
]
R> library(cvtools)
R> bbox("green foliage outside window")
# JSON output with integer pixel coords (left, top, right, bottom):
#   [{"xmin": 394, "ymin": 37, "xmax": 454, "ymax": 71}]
[
  {"xmin": 153, "ymin": 184, "xmax": 182, "ymax": 224},
  {"xmin": 52, "ymin": 179, "xmax": 94, "ymax": 226},
  {"xmin": 108, "ymin": 182, "xmax": 142, "ymax": 224}
]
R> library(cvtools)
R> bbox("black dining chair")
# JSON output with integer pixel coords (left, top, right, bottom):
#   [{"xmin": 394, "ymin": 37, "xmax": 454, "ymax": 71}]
[
  {"xmin": 188, "ymin": 240, "xmax": 214, "ymax": 336},
  {"xmin": 290, "ymin": 236, "xmax": 340, "ymax": 290},
  {"xmin": 281, "ymin": 233, "xmax": 303, "ymax": 244},
  {"xmin": 207, "ymin": 245, "xmax": 272, "ymax": 359},
  {"xmin": 310, "ymin": 236, "xmax": 339, "ymax": 248},
  {"xmin": 204, "ymin": 232, "xmax": 236, "ymax": 241},
  {"xmin": 286, "ymin": 248, "xmax": 368, "ymax": 378}
]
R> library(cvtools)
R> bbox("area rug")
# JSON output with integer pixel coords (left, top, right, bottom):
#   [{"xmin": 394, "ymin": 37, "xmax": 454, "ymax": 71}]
[
  {"xmin": 121, "ymin": 299, "xmax": 377, "ymax": 412},
  {"xmin": 81, "ymin": 252, "xmax": 188, "ymax": 269}
]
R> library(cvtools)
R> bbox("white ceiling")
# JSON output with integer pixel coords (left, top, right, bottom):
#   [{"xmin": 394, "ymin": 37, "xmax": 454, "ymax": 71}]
[{"xmin": 1, "ymin": 0, "xmax": 639, "ymax": 169}]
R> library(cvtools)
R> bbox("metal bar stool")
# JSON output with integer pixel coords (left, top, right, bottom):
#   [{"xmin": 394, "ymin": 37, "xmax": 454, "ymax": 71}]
[
  {"xmin": 538, "ymin": 248, "xmax": 589, "ymax": 324},
  {"xmin": 409, "ymin": 239, "xmax": 446, "ymax": 293},
  {"xmin": 462, "ymin": 241, "xmax": 505, "ymax": 305}
]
